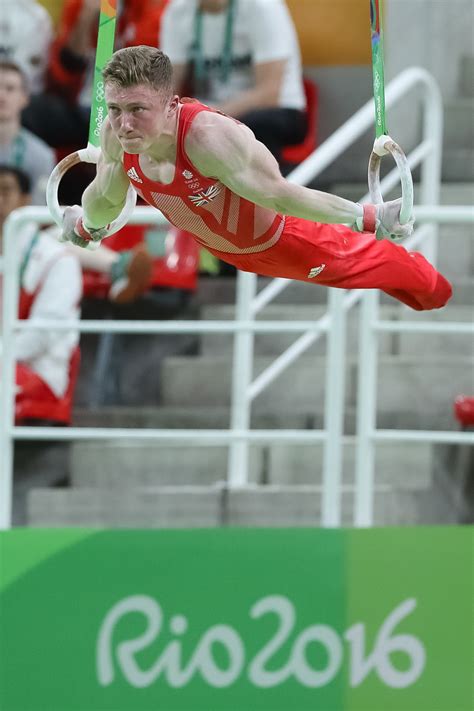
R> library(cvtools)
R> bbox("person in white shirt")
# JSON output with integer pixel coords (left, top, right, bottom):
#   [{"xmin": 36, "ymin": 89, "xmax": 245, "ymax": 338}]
[
  {"xmin": 0, "ymin": 0, "xmax": 53, "ymax": 95},
  {"xmin": 161, "ymin": 0, "xmax": 308, "ymax": 163},
  {"xmin": 0, "ymin": 165, "xmax": 82, "ymax": 407}
]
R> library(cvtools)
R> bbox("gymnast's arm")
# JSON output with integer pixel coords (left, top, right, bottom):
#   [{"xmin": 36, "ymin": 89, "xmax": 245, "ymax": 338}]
[
  {"xmin": 186, "ymin": 111, "xmax": 363, "ymax": 225},
  {"xmin": 186, "ymin": 111, "xmax": 412, "ymax": 238},
  {"xmin": 82, "ymin": 118, "xmax": 130, "ymax": 230},
  {"xmin": 61, "ymin": 119, "xmax": 130, "ymax": 246}
]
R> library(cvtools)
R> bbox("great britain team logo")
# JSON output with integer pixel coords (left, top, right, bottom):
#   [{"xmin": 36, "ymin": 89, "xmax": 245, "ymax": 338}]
[{"xmin": 189, "ymin": 184, "xmax": 221, "ymax": 207}]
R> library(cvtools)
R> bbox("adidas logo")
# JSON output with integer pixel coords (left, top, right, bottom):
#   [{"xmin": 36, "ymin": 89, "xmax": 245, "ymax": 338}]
[
  {"xmin": 307, "ymin": 264, "xmax": 326, "ymax": 279},
  {"xmin": 127, "ymin": 167, "xmax": 143, "ymax": 183},
  {"xmin": 182, "ymin": 170, "xmax": 193, "ymax": 180}
]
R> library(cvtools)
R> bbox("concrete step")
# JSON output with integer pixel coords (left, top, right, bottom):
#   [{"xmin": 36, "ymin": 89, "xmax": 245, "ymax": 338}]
[
  {"xmin": 268, "ymin": 440, "xmax": 433, "ymax": 489},
  {"xmin": 72, "ymin": 405, "xmax": 310, "ymax": 430},
  {"xmin": 161, "ymin": 354, "xmax": 473, "ymax": 414},
  {"xmin": 444, "ymin": 98, "xmax": 474, "ymax": 148},
  {"xmin": 69, "ymin": 437, "xmax": 433, "ymax": 491},
  {"xmin": 27, "ymin": 487, "xmax": 223, "ymax": 528},
  {"xmin": 442, "ymin": 149, "xmax": 474, "ymax": 182},
  {"xmin": 459, "ymin": 55, "xmax": 474, "ymax": 98},
  {"xmin": 200, "ymin": 303, "xmax": 394, "ymax": 356},
  {"xmin": 71, "ymin": 404, "xmax": 459, "ymax": 434},
  {"xmin": 70, "ymin": 441, "xmax": 264, "ymax": 487},
  {"xmin": 199, "ymin": 303, "xmax": 473, "ymax": 357},
  {"xmin": 27, "ymin": 484, "xmax": 461, "ymax": 527}
]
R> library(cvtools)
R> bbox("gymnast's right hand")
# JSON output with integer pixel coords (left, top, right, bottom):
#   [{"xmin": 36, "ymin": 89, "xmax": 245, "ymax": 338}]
[{"xmin": 61, "ymin": 205, "xmax": 107, "ymax": 249}]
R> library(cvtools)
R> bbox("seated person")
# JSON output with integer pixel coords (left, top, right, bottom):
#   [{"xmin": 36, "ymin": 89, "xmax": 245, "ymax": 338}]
[
  {"xmin": 0, "ymin": 166, "xmax": 81, "ymax": 419},
  {"xmin": 161, "ymin": 0, "xmax": 308, "ymax": 164},
  {"xmin": 23, "ymin": 0, "xmax": 171, "ymax": 148},
  {"xmin": 0, "ymin": 0, "xmax": 53, "ymax": 95},
  {"xmin": 73, "ymin": 236, "xmax": 154, "ymax": 304},
  {"xmin": 0, "ymin": 62, "xmax": 56, "ymax": 204}
]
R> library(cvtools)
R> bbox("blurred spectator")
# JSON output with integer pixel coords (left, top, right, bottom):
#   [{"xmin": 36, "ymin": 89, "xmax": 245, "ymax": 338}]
[
  {"xmin": 0, "ymin": 165, "xmax": 81, "ymax": 419},
  {"xmin": 0, "ymin": 62, "xmax": 55, "ymax": 204},
  {"xmin": 23, "ymin": 0, "xmax": 171, "ymax": 148},
  {"xmin": 0, "ymin": 0, "xmax": 53, "ymax": 94},
  {"xmin": 72, "ymin": 238, "xmax": 154, "ymax": 304},
  {"xmin": 161, "ymin": 0, "xmax": 307, "ymax": 163}
]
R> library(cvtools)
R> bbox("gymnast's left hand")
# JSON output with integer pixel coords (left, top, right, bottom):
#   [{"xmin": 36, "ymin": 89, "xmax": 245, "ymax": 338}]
[{"xmin": 376, "ymin": 198, "xmax": 414, "ymax": 242}]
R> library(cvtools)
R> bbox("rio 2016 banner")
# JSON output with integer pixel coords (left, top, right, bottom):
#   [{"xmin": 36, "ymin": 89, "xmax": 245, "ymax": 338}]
[{"xmin": 0, "ymin": 527, "xmax": 472, "ymax": 710}]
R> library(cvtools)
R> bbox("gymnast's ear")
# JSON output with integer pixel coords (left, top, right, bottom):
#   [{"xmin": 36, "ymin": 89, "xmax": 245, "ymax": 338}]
[{"xmin": 167, "ymin": 95, "xmax": 180, "ymax": 116}]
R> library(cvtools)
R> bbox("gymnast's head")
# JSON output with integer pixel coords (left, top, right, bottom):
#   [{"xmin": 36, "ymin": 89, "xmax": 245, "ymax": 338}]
[{"xmin": 103, "ymin": 46, "xmax": 178, "ymax": 153}]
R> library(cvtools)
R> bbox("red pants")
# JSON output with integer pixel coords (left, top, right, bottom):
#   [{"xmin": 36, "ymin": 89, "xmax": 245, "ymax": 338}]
[
  {"xmin": 206, "ymin": 217, "xmax": 452, "ymax": 311},
  {"xmin": 16, "ymin": 364, "xmax": 59, "ymax": 405}
]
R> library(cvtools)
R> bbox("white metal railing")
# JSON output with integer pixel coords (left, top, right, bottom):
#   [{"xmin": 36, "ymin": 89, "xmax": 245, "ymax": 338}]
[{"xmin": 1, "ymin": 67, "xmax": 472, "ymax": 530}]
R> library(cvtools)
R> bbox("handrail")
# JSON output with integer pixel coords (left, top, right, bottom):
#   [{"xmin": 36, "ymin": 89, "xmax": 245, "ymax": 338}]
[{"xmin": 1, "ymin": 67, "xmax": 465, "ymax": 532}]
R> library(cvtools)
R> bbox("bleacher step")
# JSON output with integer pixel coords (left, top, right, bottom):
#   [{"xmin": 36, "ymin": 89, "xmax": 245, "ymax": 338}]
[
  {"xmin": 27, "ymin": 484, "xmax": 460, "ymax": 528},
  {"xmin": 161, "ymin": 354, "xmax": 473, "ymax": 413},
  {"xmin": 459, "ymin": 55, "xmax": 474, "ymax": 98},
  {"xmin": 70, "ymin": 441, "xmax": 263, "ymax": 487},
  {"xmin": 199, "ymin": 303, "xmax": 473, "ymax": 356},
  {"xmin": 444, "ymin": 98, "xmax": 474, "ymax": 148},
  {"xmin": 71, "ymin": 404, "xmax": 458, "ymax": 434},
  {"xmin": 69, "ymin": 438, "xmax": 433, "ymax": 490}
]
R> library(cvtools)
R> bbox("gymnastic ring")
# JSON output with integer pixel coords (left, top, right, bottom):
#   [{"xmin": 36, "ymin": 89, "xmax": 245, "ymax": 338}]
[
  {"xmin": 368, "ymin": 134, "xmax": 414, "ymax": 226},
  {"xmin": 46, "ymin": 145, "xmax": 137, "ymax": 250}
]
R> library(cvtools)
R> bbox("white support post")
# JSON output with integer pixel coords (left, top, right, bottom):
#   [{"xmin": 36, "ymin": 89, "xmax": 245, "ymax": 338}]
[
  {"xmin": 228, "ymin": 271, "xmax": 257, "ymax": 487},
  {"xmin": 354, "ymin": 290, "xmax": 379, "ymax": 527},
  {"xmin": 321, "ymin": 288, "xmax": 347, "ymax": 527},
  {"xmin": 0, "ymin": 213, "xmax": 22, "ymax": 529},
  {"xmin": 418, "ymin": 76, "xmax": 443, "ymax": 266}
]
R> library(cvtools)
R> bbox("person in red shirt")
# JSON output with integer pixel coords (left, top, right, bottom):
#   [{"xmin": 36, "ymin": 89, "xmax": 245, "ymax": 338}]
[{"xmin": 60, "ymin": 47, "xmax": 451, "ymax": 312}]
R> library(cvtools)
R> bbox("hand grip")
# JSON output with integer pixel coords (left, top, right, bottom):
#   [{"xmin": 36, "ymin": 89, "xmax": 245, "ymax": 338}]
[
  {"xmin": 368, "ymin": 134, "xmax": 414, "ymax": 225},
  {"xmin": 46, "ymin": 147, "xmax": 137, "ymax": 249}
]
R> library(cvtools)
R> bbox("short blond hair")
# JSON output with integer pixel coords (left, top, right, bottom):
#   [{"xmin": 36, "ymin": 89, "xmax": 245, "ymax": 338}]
[{"xmin": 103, "ymin": 46, "xmax": 173, "ymax": 97}]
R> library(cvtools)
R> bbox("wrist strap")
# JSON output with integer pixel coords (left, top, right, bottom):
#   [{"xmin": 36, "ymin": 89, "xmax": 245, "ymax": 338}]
[
  {"xmin": 363, "ymin": 204, "xmax": 377, "ymax": 233},
  {"xmin": 74, "ymin": 217, "xmax": 93, "ymax": 242},
  {"xmin": 75, "ymin": 217, "xmax": 109, "ymax": 242}
]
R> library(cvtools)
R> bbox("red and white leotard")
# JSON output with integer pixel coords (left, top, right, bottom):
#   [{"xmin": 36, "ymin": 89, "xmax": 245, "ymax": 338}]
[
  {"xmin": 122, "ymin": 99, "xmax": 451, "ymax": 312},
  {"xmin": 122, "ymin": 99, "xmax": 285, "ymax": 256}
]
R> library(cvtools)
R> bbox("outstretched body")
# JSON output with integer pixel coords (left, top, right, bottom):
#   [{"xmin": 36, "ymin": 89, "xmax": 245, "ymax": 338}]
[{"xmin": 62, "ymin": 46, "xmax": 451, "ymax": 311}]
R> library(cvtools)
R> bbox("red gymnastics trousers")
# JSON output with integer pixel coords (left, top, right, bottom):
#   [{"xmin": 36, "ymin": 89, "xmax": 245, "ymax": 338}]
[{"xmin": 200, "ymin": 216, "xmax": 452, "ymax": 311}]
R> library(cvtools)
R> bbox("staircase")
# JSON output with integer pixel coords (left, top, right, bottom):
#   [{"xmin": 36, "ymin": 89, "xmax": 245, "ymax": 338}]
[{"xmin": 20, "ymin": 178, "xmax": 473, "ymax": 528}]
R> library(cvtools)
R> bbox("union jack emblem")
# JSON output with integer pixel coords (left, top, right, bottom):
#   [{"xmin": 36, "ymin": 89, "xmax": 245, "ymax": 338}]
[{"xmin": 189, "ymin": 184, "xmax": 221, "ymax": 207}]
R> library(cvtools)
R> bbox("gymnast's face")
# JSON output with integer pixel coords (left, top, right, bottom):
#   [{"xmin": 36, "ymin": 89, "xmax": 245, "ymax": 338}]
[{"xmin": 105, "ymin": 83, "xmax": 178, "ymax": 154}]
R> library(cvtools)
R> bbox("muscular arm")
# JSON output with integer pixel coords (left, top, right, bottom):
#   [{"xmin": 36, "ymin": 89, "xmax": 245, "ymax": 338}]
[
  {"xmin": 186, "ymin": 112, "xmax": 362, "ymax": 225},
  {"xmin": 81, "ymin": 118, "xmax": 129, "ymax": 230}
]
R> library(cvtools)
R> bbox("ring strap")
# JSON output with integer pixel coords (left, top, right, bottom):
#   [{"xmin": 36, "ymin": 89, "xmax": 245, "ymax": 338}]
[{"xmin": 363, "ymin": 204, "xmax": 377, "ymax": 233}]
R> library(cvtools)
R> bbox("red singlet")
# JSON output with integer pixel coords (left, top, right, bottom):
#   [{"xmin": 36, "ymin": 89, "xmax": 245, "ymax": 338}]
[{"xmin": 123, "ymin": 99, "xmax": 285, "ymax": 256}]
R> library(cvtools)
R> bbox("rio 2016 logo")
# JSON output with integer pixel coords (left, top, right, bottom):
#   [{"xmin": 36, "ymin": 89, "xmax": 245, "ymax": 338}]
[
  {"xmin": 94, "ymin": 81, "xmax": 106, "ymax": 138},
  {"xmin": 96, "ymin": 595, "xmax": 426, "ymax": 690}
]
